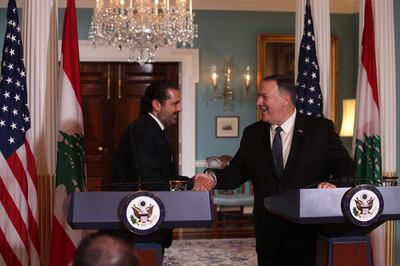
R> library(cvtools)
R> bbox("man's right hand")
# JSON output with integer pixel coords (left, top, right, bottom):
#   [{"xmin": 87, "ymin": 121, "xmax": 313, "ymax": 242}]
[{"xmin": 192, "ymin": 173, "xmax": 216, "ymax": 191}]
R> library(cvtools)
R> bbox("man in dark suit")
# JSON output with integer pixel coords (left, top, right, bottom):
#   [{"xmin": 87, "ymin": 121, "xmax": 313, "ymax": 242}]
[
  {"xmin": 193, "ymin": 75, "xmax": 354, "ymax": 266},
  {"xmin": 111, "ymin": 80, "xmax": 181, "ymax": 248}
]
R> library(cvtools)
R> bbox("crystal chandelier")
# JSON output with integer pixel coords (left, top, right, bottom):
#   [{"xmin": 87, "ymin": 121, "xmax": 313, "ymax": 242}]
[{"xmin": 89, "ymin": 0, "xmax": 198, "ymax": 65}]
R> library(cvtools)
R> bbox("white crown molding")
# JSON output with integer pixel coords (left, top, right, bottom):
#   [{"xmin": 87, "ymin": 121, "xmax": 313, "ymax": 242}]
[{"xmin": 49, "ymin": 0, "xmax": 360, "ymax": 14}]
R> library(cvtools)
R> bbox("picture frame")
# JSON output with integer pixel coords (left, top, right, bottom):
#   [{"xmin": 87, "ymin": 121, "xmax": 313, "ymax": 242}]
[
  {"xmin": 257, "ymin": 34, "xmax": 338, "ymax": 125},
  {"xmin": 216, "ymin": 116, "xmax": 239, "ymax": 138}
]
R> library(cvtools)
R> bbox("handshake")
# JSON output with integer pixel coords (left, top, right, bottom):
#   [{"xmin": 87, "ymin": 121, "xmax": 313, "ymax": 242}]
[
  {"xmin": 189, "ymin": 173, "xmax": 336, "ymax": 191},
  {"xmin": 191, "ymin": 172, "xmax": 217, "ymax": 191}
]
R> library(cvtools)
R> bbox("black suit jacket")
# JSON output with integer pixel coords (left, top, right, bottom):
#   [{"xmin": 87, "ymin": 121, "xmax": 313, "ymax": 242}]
[
  {"xmin": 213, "ymin": 113, "xmax": 355, "ymax": 258},
  {"xmin": 110, "ymin": 114, "xmax": 176, "ymax": 248},
  {"xmin": 111, "ymin": 113, "xmax": 176, "ymax": 191}
]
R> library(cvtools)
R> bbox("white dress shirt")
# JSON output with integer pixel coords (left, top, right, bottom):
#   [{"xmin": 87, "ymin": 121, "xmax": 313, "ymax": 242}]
[
  {"xmin": 269, "ymin": 110, "xmax": 296, "ymax": 168},
  {"xmin": 148, "ymin": 112, "xmax": 165, "ymax": 130}
]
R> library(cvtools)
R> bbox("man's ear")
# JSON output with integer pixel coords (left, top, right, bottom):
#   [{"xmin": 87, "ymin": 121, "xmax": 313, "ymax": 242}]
[
  {"xmin": 282, "ymin": 93, "xmax": 291, "ymax": 106},
  {"xmin": 152, "ymin": 99, "xmax": 161, "ymax": 113}
]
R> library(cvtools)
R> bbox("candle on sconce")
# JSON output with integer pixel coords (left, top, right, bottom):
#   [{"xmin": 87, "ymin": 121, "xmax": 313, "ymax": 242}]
[
  {"xmin": 97, "ymin": 0, "xmax": 104, "ymax": 8},
  {"xmin": 189, "ymin": 0, "xmax": 192, "ymax": 15},
  {"xmin": 155, "ymin": 0, "xmax": 159, "ymax": 15},
  {"xmin": 129, "ymin": 0, "xmax": 132, "ymax": 9}
]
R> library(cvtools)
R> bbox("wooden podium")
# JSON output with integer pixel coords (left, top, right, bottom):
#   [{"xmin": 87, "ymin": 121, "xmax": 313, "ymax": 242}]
[
  {"xmin": 68, "ymin": 191, "xmax": 213, "ymax": 266},
  {"xmin": 264, "ymin": 187, "xmax": 400, "ymax": 266}
]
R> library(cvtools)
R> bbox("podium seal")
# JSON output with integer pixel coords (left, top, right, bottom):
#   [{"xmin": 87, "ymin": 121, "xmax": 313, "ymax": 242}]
[
  {"xmin": 341, "ymin": 184, "xmax": 384, "ymax": 227},
  {"xmin": 119, "ymin": 191, "xmax": 165, "ymax": 235}
]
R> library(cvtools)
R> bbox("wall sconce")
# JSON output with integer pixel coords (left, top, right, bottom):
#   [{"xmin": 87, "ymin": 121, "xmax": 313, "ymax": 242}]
[
  {"xmin": 339, "ymin": 99, "xmax": 356, "ymax": 137},
  {"xmin": 207, "ymin": 60, "xmax": 253, "ymax": 110}
]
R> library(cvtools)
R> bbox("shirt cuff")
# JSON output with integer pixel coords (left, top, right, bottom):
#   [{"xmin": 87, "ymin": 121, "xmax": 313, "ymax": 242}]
[{"xmin": 204, "ymin": 169, "xmax": 217, "ymax": 185}]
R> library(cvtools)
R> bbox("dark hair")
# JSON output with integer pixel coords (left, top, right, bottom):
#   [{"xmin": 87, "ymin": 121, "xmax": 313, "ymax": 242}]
[
  {"xmin": 262, "ymin": 74, "xmax": 296, "ymax": 105},
  {"xmin": 140, "ymin": 80, "xmax": 180, "ymax": 114},
  {"xmin": 73, "ymin": 232, "xmax": 138, "ymax": 266}
]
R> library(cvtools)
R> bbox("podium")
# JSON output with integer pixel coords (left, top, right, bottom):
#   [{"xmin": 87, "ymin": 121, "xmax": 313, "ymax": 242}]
[
  {"xmin": 264, "ymin": 187, "xmax": 400, "ymax": 266},
  {"xmin": 68, "ymin": 191, "xmax": 213, "ymax": 266}
]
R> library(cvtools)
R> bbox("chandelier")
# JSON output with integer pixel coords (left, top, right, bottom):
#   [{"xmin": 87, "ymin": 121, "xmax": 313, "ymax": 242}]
[{"xmin": 89, "ymin": 0, "xmax": 198, "ymax": 65}]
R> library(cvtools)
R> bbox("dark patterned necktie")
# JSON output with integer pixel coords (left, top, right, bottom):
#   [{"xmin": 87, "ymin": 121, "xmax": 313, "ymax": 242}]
[
  {"xmin": 162, "ymin": 129, "xmax": 170, "ymax": 144},
  {"xmin": 272, "ymin": 126, "xmax": 284, "ymax": 178}
]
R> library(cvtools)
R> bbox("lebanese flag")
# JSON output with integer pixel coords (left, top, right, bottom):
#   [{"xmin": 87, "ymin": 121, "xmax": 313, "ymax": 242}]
[
  {"xmin": 50, "ymin": 0, "xmax": 86, "ymax": 265},
  {"xmin": 353, "ymin": 1, "xmax": 383, "ymax": 265},
  {"xmin": 353, "ymin": 0, "xmax": 381, "ymax": 185}
]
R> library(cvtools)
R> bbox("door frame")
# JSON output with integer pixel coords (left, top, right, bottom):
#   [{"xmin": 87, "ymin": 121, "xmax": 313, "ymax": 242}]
[{"xmin": 61, "ymin": 41, "xmax": 199, "ymax": 177}]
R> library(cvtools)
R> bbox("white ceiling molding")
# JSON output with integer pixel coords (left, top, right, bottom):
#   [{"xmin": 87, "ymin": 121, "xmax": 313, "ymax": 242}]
[{"xmin": 51, "ymin": 0, "xmax": 360, "ymax": 14}]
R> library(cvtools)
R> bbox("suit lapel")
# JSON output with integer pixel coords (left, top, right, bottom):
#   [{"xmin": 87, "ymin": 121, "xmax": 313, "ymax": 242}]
[
  {"xmin": 146, "ymin": 114, "xmax": 176, "ymax": 176},
  {"xmin": 282, "ymin": 114, "xmax": 305, "ymax": 178}
]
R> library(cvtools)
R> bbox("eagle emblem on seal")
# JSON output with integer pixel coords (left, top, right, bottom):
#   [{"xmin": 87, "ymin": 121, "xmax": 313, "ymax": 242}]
[
  {"xmin": 120, "ymin": 191, "xmax": 165, "ymax": 235},
  {"xmin": 130, "ymin": 200, "xmax": 154, "ymax": 224},
  {"xmin": 354, "ymin": 195, "xmax": 374, "ymax": 215}
]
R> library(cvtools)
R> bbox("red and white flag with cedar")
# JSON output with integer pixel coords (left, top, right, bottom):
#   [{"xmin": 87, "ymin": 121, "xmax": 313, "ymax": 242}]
[
  {"xmin": 0, "ymin": 0, "xmax": 40, "ymax": 265},
  {"xmin": 353, "ymin": 0, "xmax": 381, "ymax": 185},
  {"xmin": 50, "ymin": 0, "xmax": 86, "ymax": 265}
]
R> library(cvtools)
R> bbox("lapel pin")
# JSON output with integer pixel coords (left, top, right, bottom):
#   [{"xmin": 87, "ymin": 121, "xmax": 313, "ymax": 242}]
[{"xmin": 298, "ymin": 129, "xmax": 303, "ymax": 134}]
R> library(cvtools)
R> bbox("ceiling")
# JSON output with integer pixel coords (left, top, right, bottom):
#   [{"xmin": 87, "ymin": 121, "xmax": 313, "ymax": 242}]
[{"xmin": 56, "ymin": 0, "xmax": 360, "ymax": 14}]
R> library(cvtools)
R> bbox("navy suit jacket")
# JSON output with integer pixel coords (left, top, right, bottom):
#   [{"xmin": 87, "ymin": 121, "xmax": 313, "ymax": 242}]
[{"xmin": 213, "ymin": 113, "xmax": 355, "ymax": 256}]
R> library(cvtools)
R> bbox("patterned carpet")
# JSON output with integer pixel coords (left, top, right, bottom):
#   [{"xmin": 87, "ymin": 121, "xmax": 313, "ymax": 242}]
[{"xmin": 163, "ymin": 238, "xmax": 257, "ymax": 266}]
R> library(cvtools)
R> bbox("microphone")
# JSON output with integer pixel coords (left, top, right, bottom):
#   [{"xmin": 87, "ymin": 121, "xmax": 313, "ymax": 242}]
[
  {"xmin": 102, "ymin": 177, "xmax": 193, "ymax": 191},
  {"xmin": 120, "ymin": 122, "xmax": 191, "ymax": 191},
  {"xmin": 128, "ymin": 126, "xmax": 143, "ymax": 191},
  {"xmin": 304, "ymin": 177, "xmax": 372, "ymax": 189},
  {"xmin": 100, "ymin": 182, "xmax": 170, "ymax": 191}
]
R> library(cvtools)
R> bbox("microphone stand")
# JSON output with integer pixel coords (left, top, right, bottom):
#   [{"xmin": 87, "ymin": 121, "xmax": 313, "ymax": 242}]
[{"xmin": 129, "ymin": 126, "xmax": 142, "ymax": 191}]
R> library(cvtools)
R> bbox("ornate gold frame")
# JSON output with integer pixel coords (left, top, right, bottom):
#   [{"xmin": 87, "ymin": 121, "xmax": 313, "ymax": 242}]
[{"xmin": 256, "ymin": 34, "xmax": 338, "ymax": 125}]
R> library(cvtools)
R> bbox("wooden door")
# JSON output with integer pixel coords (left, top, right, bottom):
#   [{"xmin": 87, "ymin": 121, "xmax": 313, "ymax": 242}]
[
  {"xmin": 80, "ymin": 63, "xmax": 114, "ymax": 190},
  {"xmin": 81, "ymin": 62, "xmax": 179, "ymax": 190}
]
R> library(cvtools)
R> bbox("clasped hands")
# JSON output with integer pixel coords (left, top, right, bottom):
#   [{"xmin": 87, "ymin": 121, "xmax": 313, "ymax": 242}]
[{"xmin": 192, "ymin": 173, "xmax": 216, "ymax": 191}]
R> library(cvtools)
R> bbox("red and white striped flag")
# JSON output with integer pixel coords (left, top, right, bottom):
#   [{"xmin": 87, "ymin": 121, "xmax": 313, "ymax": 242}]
[
  {"xmin": 354, "ymin": 0, "xmax": 381, "ymax": 184},
  {"xmin": 0, "ymin": 0, "xmax": 41, "ymax": 265},
  {"xmin": 50, "ymin": 0, "xmax": 86, "ymax": 265},
  {"xmin": 354, "ymin": 1, "xmax": 384, "ymax": 265}
]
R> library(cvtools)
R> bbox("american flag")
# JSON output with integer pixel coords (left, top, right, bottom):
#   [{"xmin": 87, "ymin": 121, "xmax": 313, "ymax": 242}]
[
  {"xmin": 295, "ymin": 2, "xmax": 323, "ymax": 117},
  {"xmin": 0, "ymin": 0, "xmax": 40, "ymax": 265}
]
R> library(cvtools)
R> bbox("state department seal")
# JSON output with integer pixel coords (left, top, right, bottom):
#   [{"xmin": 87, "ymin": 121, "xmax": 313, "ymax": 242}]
[
  {"xmin": 119, "ymin": 191, "xmax": 165, "ymax": 235},
  {"xmin": 341, "ymin": 184, "xmax": 384, "ymax": 227}
]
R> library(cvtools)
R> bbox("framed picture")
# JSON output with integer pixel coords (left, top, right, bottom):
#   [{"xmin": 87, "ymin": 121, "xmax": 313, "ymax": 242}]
[
  {"xmin": 216, "ymin": 116, "xmax": 239, "ymax": 138},
  {"xmin": 257, "ymin": 34, "xmax": 338, "ymax": 124}
]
